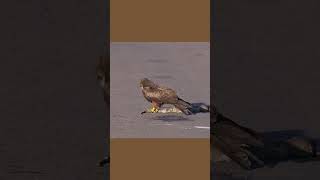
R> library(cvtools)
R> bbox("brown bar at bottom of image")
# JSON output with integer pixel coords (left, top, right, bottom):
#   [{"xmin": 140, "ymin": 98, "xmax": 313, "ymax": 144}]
[{"xmin": 110, "ymin": 138, "xmax": 210, "ymax": 180}]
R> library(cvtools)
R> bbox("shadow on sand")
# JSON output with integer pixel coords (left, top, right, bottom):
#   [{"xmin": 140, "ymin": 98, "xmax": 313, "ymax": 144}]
[{"xmin": 151, "ymin": 115, "xmax": 192, "ymax": 122}]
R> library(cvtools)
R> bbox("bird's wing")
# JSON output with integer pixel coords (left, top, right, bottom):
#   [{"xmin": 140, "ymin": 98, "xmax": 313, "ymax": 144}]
[
  {"xmin": 212, "ymin": 117, "xmax": 264, "ymax": 148},
  {"xmin": 142, "ymin": 87, "xmax": 164, "ymax": 103},
  {"xmin": 211, "ymin": 114, "xmax": 266, "ymax": 169},
  {"xmin": 156, "ymin": 86, "xmax": 178, "ymax": 103}
]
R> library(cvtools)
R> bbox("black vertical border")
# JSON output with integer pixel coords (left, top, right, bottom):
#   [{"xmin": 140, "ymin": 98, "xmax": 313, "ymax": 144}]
[
  {"xmin": 210, "ymin": 0, "xmax": 217, "ymax": 179},
  {"xmin": 1, "ymin": 0, "xmax": 110, "ymax": 179},
  {"xmin": 105, "ymin": 0, "xmax": 110, "ymax": 179}
]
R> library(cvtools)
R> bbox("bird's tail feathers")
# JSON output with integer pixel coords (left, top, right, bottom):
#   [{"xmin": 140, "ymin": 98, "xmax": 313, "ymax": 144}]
[
  {"xmin": 177, "ymin": 97, "xmax": 192, "ymax": 107},
  {"xmin": 175, "ymin": 98, "xmax": 193, "ymax": 115}
]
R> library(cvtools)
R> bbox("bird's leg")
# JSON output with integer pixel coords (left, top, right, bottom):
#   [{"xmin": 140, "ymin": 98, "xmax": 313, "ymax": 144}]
[
  {"xmin": 152, "ymin": 107, "xmax": 159, "ymax": 113},
  {"xmin": 141, "ymin": 106, "xmax": 155, "ymax": 114},
  {"xmin": 150, "ymin": 102, "xmax": 160, "ymax": 113},
  {"xmin": 149, "ymin": 106, "xmax": 158, "ymax": 113},
  {"xmin": 150, "ymin": 106, "xmax": 155, "ymax": 112},
  {"xmin": 141, "ymin": 102, "xmax": 160, "ymax": 114}
]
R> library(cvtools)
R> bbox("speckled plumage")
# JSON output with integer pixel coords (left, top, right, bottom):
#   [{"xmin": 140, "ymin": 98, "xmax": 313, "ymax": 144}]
[{"xmin": 140, "ymin": 78, "xmax": 192, "ymax": 115}]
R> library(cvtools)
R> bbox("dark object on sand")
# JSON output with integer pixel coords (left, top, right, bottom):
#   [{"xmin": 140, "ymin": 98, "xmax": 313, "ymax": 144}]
[
  {"xmin": 211, "ymin": 105, "xmax": 317, "ymax": 170},
  {"xmin": 140, "ymin": 78, "xmax": 193, "ymax": 115}
]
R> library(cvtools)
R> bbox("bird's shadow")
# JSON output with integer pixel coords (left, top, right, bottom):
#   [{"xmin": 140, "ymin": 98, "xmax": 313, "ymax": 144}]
[{"xmin": 151, "ymin": 115, "xmax": 192, "ymax": 122}]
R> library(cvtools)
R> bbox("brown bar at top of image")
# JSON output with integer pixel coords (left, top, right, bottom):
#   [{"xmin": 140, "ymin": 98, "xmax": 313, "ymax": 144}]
[
  {"xmin": 110, "ymin": 0, "xmax": 210, "ymax": 42},
  {"xmin": 110, "ymin": 139, "xmax": 210, "ymax": 180}
]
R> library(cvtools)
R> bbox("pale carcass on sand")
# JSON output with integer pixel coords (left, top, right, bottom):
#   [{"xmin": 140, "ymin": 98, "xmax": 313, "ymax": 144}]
[{"xmin": 141, "ymin": 103, "xmax": 210, "ymax": 114}]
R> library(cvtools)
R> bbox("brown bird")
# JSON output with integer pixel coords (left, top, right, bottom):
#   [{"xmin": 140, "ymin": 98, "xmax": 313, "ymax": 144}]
[
  {"xmin": 140, "ymin": 78, "xmax": 193, "ymax": 115},
  {"xmin": 211, "ymin": 104, "xmax": 318, "ymax": 170}
]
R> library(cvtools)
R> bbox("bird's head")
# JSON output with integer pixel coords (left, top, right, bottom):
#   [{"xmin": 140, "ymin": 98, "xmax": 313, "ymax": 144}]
[{"xmin": 140, "ymin": 78, "xmax": 157, "ymax": 89}]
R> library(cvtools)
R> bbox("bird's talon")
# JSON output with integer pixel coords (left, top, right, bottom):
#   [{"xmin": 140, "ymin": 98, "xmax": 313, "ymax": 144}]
[{"xmin": 149, "ymin": 107, "xmax": 159, "ymax": 113}]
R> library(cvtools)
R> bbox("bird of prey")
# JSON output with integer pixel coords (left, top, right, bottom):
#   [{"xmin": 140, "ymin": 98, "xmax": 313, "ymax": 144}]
[
  {"xmin": 139, "ymin": 78, "xmax": 193, "ymax": 115},
  {"xmin": 211, "ymin": 105, "xmax": 265, "ymax": 169},
  {"xmin": 211, "ymin": 104, "xmax": 318, "ymax": 170}
]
